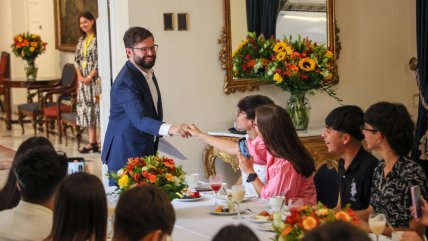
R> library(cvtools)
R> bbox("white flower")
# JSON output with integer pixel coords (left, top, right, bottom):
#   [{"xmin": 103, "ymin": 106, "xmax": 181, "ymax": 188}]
[
  {"xmin": 173, "ymin": 176, "xmax": 180, "ymax": 186},
  {"xmin": 142, "ymin": 166, "xmax": 149, "ymax": 171},
  {"xmin": 117, "ymin": 169, "xmax": 124, "ymax": 177}
]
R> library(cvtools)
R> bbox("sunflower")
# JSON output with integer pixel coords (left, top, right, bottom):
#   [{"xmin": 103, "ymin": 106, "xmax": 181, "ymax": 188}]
[
  {"xmin": 273, "ymin": 42, "xmax": 287, "ymax": 53},
  {"xmin": 276, "ymin": 52, "xmax": 286, "ymax": 61},
  {"xmin": 273, "ymin": 72, "xmax": 283, "ymax": 83},
  {"xmin": 298, "ymin": 57, "xmax": 316, "ymax": 71}
]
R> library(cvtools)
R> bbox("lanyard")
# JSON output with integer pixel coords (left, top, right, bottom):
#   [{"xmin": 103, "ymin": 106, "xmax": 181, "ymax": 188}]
[{"xmin": 81, "ymin": 34, "xmax": 94, "ymax": 69}]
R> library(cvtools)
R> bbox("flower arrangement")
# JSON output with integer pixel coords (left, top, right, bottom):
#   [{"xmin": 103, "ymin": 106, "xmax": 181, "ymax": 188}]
[
  {"xmin": 108, "ymin": 154, "xmax": 188, "ymax": 200},
  {"xmin": 11, "ymin": 32, "xmax": 47, "ymax": 62},
  {"xmin": 232, "ymin": 32, "xmax": 276, "ymax": 79},
  {"xmin": 265, "ymin": 35, "xmax": 339, "ymax": 101},
  {"xmin": 273, "ymin": 203, "xmax": 359, "ymax": 241}
]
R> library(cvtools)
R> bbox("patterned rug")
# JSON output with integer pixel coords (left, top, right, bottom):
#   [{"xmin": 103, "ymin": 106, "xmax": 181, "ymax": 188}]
[{"xmin": 0, "ymin": 145, "xmax": 16, "ymax": 167}]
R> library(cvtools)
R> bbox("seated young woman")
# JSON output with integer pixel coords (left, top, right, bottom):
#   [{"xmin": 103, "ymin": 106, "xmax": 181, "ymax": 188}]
[
  {"xmin": 238, "ymin": 104, "xmax": 316, "ymax": 204},
  {"xmin": 356, "ymin": 102, "xmax": 428, "ymax": 236}
]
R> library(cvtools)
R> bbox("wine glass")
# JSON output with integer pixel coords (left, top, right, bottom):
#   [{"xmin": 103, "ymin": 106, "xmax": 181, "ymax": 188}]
[
  {"xmin": 288, "ymin": 198, "xmax": 304, "ymax": 213},
  {"xmin": 209, "ymin": 175, "xmax": 223, "ymax": 207},
  {"xmin": 368, "ymin": 213, "xmax": 386, "ymax": 241},
  {"xmin": 231, "ymin": 185, "xmax": 245, "ymax": 220}
]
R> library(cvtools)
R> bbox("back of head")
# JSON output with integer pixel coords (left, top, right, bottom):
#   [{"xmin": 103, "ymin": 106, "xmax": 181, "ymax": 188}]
[
  {"xmin": 237, "ymin": 95, "xmax": 274, "ymax": 120},
  {"xmin": 301, "ymin": 221, "xmax": 371, "ymax": 241},
  {"xmin": 212, "ymin": 224, "xmax": 260, "ymax": 241},
  {"xmin": 256, "ymin": 104, "xmax": 315, "ymax": 176},
  {"xmin": 325, "ymin": 105, "xmax": 364, "ymax": 141},
  {"xmin": 123, "ymin": 27, "xmax": 153, "ymax": 48},
  {"xmin": 50, "ymin": 173, "xmax": 107, "ymax": 241},
  {"xmin": 0, "ymin": 137, "xmax": 54, "ymax": 211},
  {"xmin": 113, "ymin": 185, "xmax": 175, "ymax": 241},
  {"xmin": 13, "ymin": 147, "xmax": 67, "ymax": 204},
  {"xmin": 364, "ymin": 101, "xmax": 415, "ymax": 156}
]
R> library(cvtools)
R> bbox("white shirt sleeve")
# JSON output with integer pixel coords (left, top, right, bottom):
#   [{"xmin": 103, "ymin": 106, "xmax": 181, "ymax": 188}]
[{"xmin": 159, "ymin": 123, "xmax": 172, "ymax": 136}]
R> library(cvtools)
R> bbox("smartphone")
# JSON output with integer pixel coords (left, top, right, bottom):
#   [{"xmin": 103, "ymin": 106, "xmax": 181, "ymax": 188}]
[
  {"xmin": 238, "ymin": 137, "xmax": 250, "ymax": 159},
  {"xmin": 411, "ymin": 185, "xmax": 422, "ymax": 219},
  {"xmin": 67, "ymin": 157, "xmax": 85, "ymax": 174}
]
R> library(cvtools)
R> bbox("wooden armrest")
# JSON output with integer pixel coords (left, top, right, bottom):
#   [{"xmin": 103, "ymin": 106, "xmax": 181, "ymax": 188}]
[{"xmin": 27, "ymin": 79, "xmax": 60, "ymax": 90}]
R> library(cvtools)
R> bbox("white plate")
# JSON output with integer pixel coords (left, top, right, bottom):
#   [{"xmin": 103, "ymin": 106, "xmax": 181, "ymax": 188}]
[
  {"xmin": 257, "ymin": 223, "xmax": 275, "ymax": 232},
  {"xmin": 209, "ymin": 210, "xmax": 245, "ymax": 216},
  {"xmin": 175, "ymin": 197, "xmax": 203, "ymax": 202},
  {"xmin": 217, "ymin": 195, "xmax": 255, "ymax": 203},
  {"xmin": 249, "ymin": 215, "xmax": 272, "ymax": 223}
]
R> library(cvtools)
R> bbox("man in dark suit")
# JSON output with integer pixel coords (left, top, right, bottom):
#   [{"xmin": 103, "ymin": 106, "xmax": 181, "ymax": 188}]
[{"xmin": 101, "ymin": 27, "xmax": 190, "ymax": 181}]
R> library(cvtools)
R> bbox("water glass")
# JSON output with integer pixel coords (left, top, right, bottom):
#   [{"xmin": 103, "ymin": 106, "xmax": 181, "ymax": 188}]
[{"xmin": 231, "ymin": 185, "xmax": 245, "ymax": 220}]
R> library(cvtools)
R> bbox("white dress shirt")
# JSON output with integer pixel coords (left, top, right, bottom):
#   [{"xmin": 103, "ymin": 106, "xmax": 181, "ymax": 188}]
[{"xmin": 0, "ymin": 201, "xmax": 53, "ymax": 241}]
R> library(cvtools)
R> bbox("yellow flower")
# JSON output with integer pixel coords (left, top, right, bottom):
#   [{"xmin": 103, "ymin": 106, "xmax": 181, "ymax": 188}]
[
  {"xmin": 17, "ymin": 36, "xmax": 23, "ymax": 42},
  {"xmin": 325, "ymin": 50, "xmax": 333, "ymax": 58},
  {"xmin": 298, "ymin": 57, "xmax": 316, "ymax": 71},
  {"xmin": 118, "ymin": 175, "xmax": 130, "ymax": 189},
  {"xmin": 316, "ymin": 208, "xmax": 329, "ymax": 216},
  {"xmin": 285, "ymin": 46, "xmax": 293, "ymax": 55},
  {"xmin": 29, "ymin": 47, "xmax": 35, "ymax": 52},
  {"xmin": 21, "ymin": 50, "xmax": 25, "ymax": 57},
  {"xmin": 273, "ymin": 42, "xmax": 287, "ymax": 53},
  {"xmin": 302, "ymin": 216, "xmax": 317, "ymax": 230},
  {"xmin": 30, "ymin": 42, "xmax": 38, "ymax": 47},
  {"xmin": 276, "ymin": 52, "xmax": 286, "ymax": 61},
  {"xmin": 273, "ymin": 72, "xmax": 283, "ymax": 83}
]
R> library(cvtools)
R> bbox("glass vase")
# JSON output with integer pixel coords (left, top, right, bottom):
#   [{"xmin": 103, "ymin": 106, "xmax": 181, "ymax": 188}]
[
  {"xmin": 286, "ymin": 91, "xmax": 311, "ymax": 130},
  {"xmin": 25, "ymin": 60, "xmax": 38, "ymax": 81}
]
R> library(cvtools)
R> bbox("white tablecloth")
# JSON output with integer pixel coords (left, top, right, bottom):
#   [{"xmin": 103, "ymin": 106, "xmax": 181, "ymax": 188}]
[{"xmin": 171, "ymin": 193, "xmax": 274, "ymax": 241}]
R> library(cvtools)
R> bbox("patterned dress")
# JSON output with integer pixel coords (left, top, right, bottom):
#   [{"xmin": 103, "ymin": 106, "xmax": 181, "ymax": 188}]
[{"xmin": 74, "ymin": 36, "xmax": 99, "ymax": 127}]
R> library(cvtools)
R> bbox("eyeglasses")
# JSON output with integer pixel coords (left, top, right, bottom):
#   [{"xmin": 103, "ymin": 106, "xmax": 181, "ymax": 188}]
[
  {"xmin": 13, "ymin": 169, "xmax": 26, "ymax": 189},
  {"xmin": 132, "ymin": 44, "xmax": 158, "ymax": 53},
  {"xmin": 360, "ymin": 125, "xmax": 378, "ymax": 133}
]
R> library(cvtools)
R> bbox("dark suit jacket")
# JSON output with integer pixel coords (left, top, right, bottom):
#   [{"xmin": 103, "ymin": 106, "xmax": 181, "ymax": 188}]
[{"xmin": 101, "ymin": 60, "xmax": 163, "ymax": 174}]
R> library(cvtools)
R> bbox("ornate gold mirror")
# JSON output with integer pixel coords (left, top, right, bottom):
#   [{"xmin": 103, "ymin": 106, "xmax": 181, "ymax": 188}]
[{"xmin": 219, "ymin": 0, "xmax": 340, "ymax": 94}]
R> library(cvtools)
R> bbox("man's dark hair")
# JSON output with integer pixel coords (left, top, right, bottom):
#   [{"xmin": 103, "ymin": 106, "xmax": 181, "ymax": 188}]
[
  {"xmin": 301, "ymin": 221, "xmax": 371, "ymax": 241},
  {"xmin": 237, "ymin": 95, "xmax": 274, "ymax": 120},
  {"xmin": 113, "ymin": 185, "xmax": 175, "ymax": 241},
  {"xmin": 13, "ymin": 147, "xmax": 67, "ymax": 204},
  {"xmin": 123, "ymin": 27, "xmax": 154, "ymax": 48},
  {"xmin": 364, "ymin": 101, "xmax": 415, "ymax": 156},
  {"xmin": 325, "ymin": 105, "xmax": 365, "ymax": 141},
  {"xmin": 212, "ymin": 224, "xmax": 260, "ymax": 241}
]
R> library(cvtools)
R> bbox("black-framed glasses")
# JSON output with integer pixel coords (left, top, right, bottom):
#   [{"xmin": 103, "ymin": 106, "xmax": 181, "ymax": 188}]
[
  {"xmin": 132, "ymin": 44, "xmax": 158, "ymax": 53},
  {"xmin": 360, "ymin": 125, "xmax": 378, "ymax": 133}
]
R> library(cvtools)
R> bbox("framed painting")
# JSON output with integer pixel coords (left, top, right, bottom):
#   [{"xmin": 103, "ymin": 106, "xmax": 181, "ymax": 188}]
[{"xmin": 54, "ymin": 0, "xmax": 98, "ymax": 52}]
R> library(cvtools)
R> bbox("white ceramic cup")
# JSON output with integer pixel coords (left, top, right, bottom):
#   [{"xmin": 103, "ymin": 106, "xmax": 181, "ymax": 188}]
[
  {"xmin": 269, "ymin": 196, "xmax": 285, "ymax": 212},
  {"xmin": 391, "ymin": 231, "xmax": 403, "ymax": 241},
  {"xmin": 185, "ymin": 173, "xmax": 200, "ymax": 188}
]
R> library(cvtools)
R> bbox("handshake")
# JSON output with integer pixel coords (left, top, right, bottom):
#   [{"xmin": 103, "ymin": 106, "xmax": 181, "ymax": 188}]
[{"xmin": 168, "ymin": 124, "xmax": 205, "ymax": 139}]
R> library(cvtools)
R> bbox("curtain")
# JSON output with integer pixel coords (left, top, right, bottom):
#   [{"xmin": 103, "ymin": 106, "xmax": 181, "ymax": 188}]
[
  {"xmin": 412, "ymin": 0, "xmax": 428, "ymax": 176},
  {"xmin": 246, "ymin": 0, "xmax": 280, "ymax": 39}
]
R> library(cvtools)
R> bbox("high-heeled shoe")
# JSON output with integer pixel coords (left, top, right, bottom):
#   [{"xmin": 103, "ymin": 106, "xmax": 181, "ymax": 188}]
[{"xmin": 79, "ymin": 143, "xmax": 99, "ymax": 154}]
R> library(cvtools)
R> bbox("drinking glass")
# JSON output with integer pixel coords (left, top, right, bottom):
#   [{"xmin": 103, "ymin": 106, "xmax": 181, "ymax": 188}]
[
  {"xmin": 288, "ymin": 198, "xmax": 304, "ymax": 212},
  {"xmin": 209, "ymin": 175, "xmax": 223, "ymax": 207},
  {"xmin": 231, "ymin": 185, "xmax": 245, "ymax": 220},
  {"xmin": 368, "ymin": 213, "xmax": 386, "ymax": 241},
  {"xmin": 106, "ymin": 198, "xmax": 117, "ymax": 239}
]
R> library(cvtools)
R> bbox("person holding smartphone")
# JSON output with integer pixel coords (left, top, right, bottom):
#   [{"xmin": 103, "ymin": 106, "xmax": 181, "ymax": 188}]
[
  {"xmin": 356, "ymin": 102, "xmax": 428, "ymax": 236},
  {"xmin": 400, "ymin": 196, "xmax": 428, "ymax": 241},
  {"xmin": 185, "ymin": 95, "xmax": 274, "ymax": 197}
]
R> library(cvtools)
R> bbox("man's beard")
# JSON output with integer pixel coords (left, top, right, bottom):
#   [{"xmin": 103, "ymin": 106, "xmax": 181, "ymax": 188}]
[{"xmin": 134, "ymin": 55, "xmax": 156, "ymax": 69}]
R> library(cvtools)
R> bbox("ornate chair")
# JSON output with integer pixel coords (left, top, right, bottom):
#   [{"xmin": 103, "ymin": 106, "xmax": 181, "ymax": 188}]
[
  {"xmin": 42, "ymin": 63, "xmax": 77, "ymax": 140},
  {"xmin": 17, "ymin": 63, "xmax": 75, "ymax": 136},
  {"xmin": 314, "ymin": 159, "xmax": 339, "ymax": 208},
  {"xmin": 0, "ymin": 52, "xmax": 11, "ymax": 112}
]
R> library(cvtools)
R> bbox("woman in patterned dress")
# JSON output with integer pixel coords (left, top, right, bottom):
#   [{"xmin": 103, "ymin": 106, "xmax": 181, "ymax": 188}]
[
  {"xmin": 357, "ymin": 102, "xmax": 428, "ymax": 236},
  {"xmin": 75, "ymin": 11, "xmax": 99, "ymax": 153}
]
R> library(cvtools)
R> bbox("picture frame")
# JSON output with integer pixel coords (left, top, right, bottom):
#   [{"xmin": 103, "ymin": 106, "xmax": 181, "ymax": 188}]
[
  {"xmin": 177, "ymin": 13, "xmax": 188, "ymax": 31},
  {"xmin": 54, "ymin": 0, "xmax": 98, "ymax": 52},
  {"xmin": 163, "ymin": 13, "xmax": 174, "ymax": 31}
]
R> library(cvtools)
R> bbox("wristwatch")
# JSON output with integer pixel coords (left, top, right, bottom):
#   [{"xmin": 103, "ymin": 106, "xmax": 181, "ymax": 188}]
[{"xmin": 246, "ymin": 173, "xmax": 258, "ymax": 183}]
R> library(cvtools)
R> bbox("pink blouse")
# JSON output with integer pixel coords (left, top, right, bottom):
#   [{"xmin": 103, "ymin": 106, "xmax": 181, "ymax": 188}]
[
  {"xmin": 260, "ymin": 153, "xmax": 317, "ymax": 205},
  {"xmin": 246, "ymin": 135, "xmax": 267, "ymax": 165}
]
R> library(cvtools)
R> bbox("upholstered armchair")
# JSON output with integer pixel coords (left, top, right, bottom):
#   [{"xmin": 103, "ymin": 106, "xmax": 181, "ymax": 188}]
[{"xmin": 17, "ymin": 63, "xmax": 76, "ymax": 136}]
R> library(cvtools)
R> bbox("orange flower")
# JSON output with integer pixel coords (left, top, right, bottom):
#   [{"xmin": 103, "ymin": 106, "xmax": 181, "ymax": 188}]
[
  {"xmin": 302, "ymin": 216, "xmax": 317, "ymax": 230},
  {"xmin": 281, "ymin": 226, "xmax": 293, "ymax": 236},
  {"xmin": 165, "ymin": 173, "xmax": 174, "ymax": 182},
  {"xmin": 335, "ymin": 211, "xmax": 352, "ymax": 222},
  {"xmin": 147, "ymin": 174, "xmax": 157, "ymax": 183}
]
